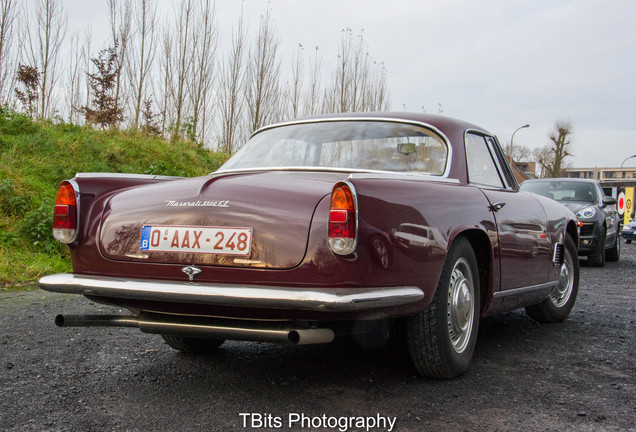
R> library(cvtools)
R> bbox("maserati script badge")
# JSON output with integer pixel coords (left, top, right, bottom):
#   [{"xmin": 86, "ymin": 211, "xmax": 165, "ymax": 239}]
[
  {"xmin": 165, "ymin": 200, "xmax": 230, "ymax": 207},
  {"xmin": 181, "ymin": 266, "xmax": 202, "ymax": 281}
]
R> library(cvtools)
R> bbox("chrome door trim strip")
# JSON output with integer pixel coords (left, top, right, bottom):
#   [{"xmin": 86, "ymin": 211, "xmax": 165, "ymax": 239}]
[{"xmin": 492, "ymin": 281, "xmax": 559, "ymax": 298}]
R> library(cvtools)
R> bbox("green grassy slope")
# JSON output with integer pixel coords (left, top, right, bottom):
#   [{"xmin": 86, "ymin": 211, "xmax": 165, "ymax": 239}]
[{"xmin": 0, "ymin": 108, "xmax": 229, "ymax": 285}]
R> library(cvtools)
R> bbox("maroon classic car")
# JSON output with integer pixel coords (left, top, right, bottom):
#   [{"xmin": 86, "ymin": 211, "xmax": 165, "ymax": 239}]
[{"xmin": 39, "ymin": 113, "xmax": 580, "ymax": 379}]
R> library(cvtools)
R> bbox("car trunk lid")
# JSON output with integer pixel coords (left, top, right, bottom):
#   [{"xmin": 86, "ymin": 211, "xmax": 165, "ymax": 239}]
[{"xmin": 99, "ymin": 171, "xmax": 343, "ymax": 269}]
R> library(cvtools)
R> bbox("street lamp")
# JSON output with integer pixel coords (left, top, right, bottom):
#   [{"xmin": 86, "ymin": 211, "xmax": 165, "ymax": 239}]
[
  {"xmin": 509, "ymin": 124, "xmax": 530, "ymax": 158},
  {"xmin": 620, "ymin": 154, "xmax": 636, "ymax": 169}
]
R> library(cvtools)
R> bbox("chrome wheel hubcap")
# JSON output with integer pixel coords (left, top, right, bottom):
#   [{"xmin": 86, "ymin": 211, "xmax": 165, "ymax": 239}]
[
  {"xmin": 447, "ymin": 258, "xmax": 474, "ymax": 354},
  {"xmin": 551, "ymin": 247, "xmax": 574, "ymax": 307}
]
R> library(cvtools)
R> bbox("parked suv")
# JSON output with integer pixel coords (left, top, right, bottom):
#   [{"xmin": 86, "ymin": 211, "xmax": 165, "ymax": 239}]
[
  {"xmin": 520, "ymin": 178, "xmax": 620, "ymax": 266},
  {"xmin": 623, "ymin": 218, "xmax": 636, "ymax": 244}
]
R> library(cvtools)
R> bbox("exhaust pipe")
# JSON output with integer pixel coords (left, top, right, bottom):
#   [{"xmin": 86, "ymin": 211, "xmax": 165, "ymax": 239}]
[
  {"xmin": 54, "ymin": 313, "xmax": 334, "ymax": 345},
  {"xmin": 55, "ymin": 314, "xmax": 139, "ymax": 328}
]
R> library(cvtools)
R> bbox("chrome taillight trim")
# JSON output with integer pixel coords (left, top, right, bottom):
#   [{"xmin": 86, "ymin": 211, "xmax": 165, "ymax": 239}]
[
  {"xmin": 328, "ymin": 181, "xmax": 359, "ymax": 256},
  {"xmin": 53, "ymin": 179, "xmax": 80, "ymax": 244}
]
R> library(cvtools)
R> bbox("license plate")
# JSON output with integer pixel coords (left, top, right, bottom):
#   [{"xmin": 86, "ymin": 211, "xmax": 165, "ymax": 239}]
[{"xmin": 140, "ymin": 225, "xmax": 252, "ymax": 255}]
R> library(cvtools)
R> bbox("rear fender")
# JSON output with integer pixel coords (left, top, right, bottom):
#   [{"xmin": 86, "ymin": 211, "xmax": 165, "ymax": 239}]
[{"xmin": 69, "ymin": 173, "xmax": 182, "ymax": 245}]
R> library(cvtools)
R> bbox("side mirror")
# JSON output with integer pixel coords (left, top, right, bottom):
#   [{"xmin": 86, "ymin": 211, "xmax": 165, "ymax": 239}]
[{"xmin": 603, "ymin": 196, "xmax": 617, "ymax": 207}]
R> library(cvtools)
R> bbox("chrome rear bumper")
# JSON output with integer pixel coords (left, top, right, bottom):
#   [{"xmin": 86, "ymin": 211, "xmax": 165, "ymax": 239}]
[{"xmin": 39, "ymin": 273, "xmax": 424, "ymax": 313}]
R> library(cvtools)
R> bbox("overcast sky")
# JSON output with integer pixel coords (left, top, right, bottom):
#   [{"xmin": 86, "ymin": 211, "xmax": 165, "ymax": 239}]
[{"xmin": 67, "ymin": 0, "xmax": 636, "ymax": 168}]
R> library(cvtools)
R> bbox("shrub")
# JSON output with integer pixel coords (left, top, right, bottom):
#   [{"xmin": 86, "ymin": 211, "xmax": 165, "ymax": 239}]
[
  {"xmin": 20, "ymin": 199, "xmax": 62, "ymax": 254},
  {"xmin": 0, "ymin": 179, "xmax": 30, "ymax": 217}
]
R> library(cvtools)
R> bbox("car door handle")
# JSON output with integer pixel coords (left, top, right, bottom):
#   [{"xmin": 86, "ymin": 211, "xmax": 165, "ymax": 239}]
[{"xmin": 491, "ymin": 202, "xmax": 506, "ymax": 212}]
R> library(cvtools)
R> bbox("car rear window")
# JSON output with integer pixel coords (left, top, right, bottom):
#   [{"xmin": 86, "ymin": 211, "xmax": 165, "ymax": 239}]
[{"xmin": 219, "ymin": 120, "xmax": 449, "ymax": 175}]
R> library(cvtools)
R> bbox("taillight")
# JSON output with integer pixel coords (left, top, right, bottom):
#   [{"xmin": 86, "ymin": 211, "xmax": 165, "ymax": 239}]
[
  {"xmin": 328, "ymin": 182, "xmax": 357, "ymax": 255},
  {"xmin": 53, "ymin": 181, "xmax": 79, "ymax": 243}
]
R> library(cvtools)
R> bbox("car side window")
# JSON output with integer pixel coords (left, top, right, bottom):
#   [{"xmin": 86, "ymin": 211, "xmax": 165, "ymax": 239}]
[
  {"xmin": 465, "ymin": 133, "xmax": 505, "ymax": 188},
  {"xmin": 595, "ymin": 184, "xmax": 604, "ymax": 205}
]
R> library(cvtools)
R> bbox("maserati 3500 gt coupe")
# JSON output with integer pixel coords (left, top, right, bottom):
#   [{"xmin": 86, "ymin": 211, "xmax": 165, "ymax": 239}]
[{"xmin": 39, "ymin": 113, "xmax": 580, "ymax": 379}]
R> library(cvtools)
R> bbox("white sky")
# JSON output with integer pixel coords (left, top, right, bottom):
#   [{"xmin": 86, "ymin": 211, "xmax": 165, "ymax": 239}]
[{"xmin": 65, "ymin": 0, "xmax": 636, "ymax": 168}]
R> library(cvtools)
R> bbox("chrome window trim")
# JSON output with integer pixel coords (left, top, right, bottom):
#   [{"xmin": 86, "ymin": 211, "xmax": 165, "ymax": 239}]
[
  {"xmin": 490, "ymin": 135, "xmax": 520, "ymax": 190},
  {"xmin": 464, "ymin": 130, "xmax": 509, "ymax": 190},
  {"xmin": 75, "ymin": 173, "xmax": 183, "ymax": 181},
  {"xmin": 213, "ymin": 166, "xmax": 460, "ymax": 184},
  {"xmin": 217, "ymin": 117, "xmax": 454, "ymax": 178},
  {"xmin": 348, "ymin": 172, "xmax": 461, "ymax": 183}
]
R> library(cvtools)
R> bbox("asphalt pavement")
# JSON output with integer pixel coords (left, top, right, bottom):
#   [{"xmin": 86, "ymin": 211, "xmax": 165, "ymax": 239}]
[{"xmin": 1, "ymin": 244, "xmax": 635, "ymax": 431}]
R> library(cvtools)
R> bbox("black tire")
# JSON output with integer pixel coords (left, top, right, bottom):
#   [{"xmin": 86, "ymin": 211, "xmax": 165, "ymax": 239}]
[
  {"xmin": 525, "ymin": 234, "xmax": 579, "ymax": 323},
  {"xmin": 627, "ymin": 239, "xmax": 632, "ymax": 244},
  {"xmin": 606, "ymin": 232, "xmax": 620, "ymax": 262},
  {"xmin": 588, "ymin": 227, "xmax": 606, "ymax": 267},
  {"xmin": 161, "ymin": 334, "xmax": 225, "ymax": 353},
  {"xmin": 405, "ymin": 236, "xmax": 479, "ymax": 379}
]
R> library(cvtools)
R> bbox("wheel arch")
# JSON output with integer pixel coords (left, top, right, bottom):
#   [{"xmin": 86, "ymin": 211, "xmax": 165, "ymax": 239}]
[
  {"xmin": 566, "ymin": 220, "xmax": 579, "ymax": 249},
  {"xmin": 452, "ymin": 229, "xmax": 492, "ymax": 315}
]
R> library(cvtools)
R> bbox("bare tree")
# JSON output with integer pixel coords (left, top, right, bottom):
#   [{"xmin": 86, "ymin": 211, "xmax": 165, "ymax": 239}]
[
  {"xmin": 534, "ymin": 119, "xmax": 574, "ymax": 178},
  {"xmin": 506, "ymin": 142, "xmax": 532, "ymax": 162},
  {"xmin": 108, "ymin": 0, "xmax": 131, "ymax": 128},
  {"xmin": 287, "ymin": 43, "xmax": 303, "ymax": 118},
  {"xmin": 25, "ymin": 0, "xmax": 67, "ymax": 118},
  {"xmin": 156, "ymin": 23, "xmax": 173, "ymax": 136},
  {"xmin": 66, "ymin": 31, "xmax": 83, "ymax": 123},
  {"xmin": 303, "ymin": 46, "xmax": 322, "ymax": 116},
  {"xmin": 0, "ymin": 0, "xmax": 17, "ymax": 104},
  {"xmin": 245, "ymin": 7, "xmax": 282, "ymax": 134},
  {"xmin": 188, "ymin": 0, "xmax": 218, "ymax": 142},
  {"xmin": 81, "ymin": 28, "xmax": 92, "ymax": 114},
  {"xmin": 327, "ymin": 29, "xmax": 353, "ymax": 113},
  {"xmin": 217, "ymin": 8, "xmax": 246, "ymax": 153},
  {"xmin": 128, "ymin": 0, "xmax": 156, "ymax": 130},
  {"xmin": 368, "ymin": 61, "xmax": 390, "ymax": 111},
  {"xmin": 349, "ymin": 30, "xmax": 369, "ymax": 111},
  {"xmin": 323, "ymin": 29, "xmax": 390, "ymax": 113},
  {"xmin": 170, "ymin": 0, "xmax": 195, "ymax": 141}
]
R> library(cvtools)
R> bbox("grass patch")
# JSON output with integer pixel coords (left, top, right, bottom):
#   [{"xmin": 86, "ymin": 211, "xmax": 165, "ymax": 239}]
[{"xmin": 0, "ymin": 107, "xmax": 230, "ymax": 288}]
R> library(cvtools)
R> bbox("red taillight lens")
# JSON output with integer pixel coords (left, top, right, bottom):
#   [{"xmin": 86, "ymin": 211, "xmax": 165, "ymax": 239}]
[
  {"xmin": 328, "ymin": 182, "xmax": 357, "ymax": 255},
  {"xmin": 53, "ymin": 181, "xmax": 78, "ymax": 243}
]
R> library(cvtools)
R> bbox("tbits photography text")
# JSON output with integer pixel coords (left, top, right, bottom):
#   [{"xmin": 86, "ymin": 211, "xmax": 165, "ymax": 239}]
[{"xmin": 239, "ymin": 412, "xmax": 397, "ymax": 431}]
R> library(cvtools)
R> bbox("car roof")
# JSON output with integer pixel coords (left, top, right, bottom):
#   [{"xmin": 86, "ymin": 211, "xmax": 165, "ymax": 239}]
[{"xmin": 254, "ymin": 112, "xmax": 491, "ymax": 139}]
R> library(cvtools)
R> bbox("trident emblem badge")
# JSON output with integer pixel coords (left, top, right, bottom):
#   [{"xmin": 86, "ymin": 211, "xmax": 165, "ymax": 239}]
[{"xmin": 181, "ymin": 266, "xmax": 202, "ymax": 281}]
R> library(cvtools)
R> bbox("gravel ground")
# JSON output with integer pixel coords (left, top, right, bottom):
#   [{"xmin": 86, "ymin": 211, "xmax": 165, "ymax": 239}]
[{"xmin": 1, "ymin": 245, "xmax": 635, "ymax": 432}]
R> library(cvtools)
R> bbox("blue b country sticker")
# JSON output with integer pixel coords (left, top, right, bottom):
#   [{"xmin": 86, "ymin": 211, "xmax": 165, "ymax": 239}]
[{"xmin": 140, "ymin": 225, "xmax": 152, "ymax": 250}]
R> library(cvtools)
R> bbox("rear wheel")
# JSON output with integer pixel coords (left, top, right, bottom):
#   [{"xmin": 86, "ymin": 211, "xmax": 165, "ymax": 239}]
[
  {"xmin": 525, "ymin": 234, "xmax": 579, "ymax": 323},
  {"xmin": 606, "ymin": 232, "xmax": 620, "ymax": 262},
  {"xmin": 627, "ymin": 239, "xmax": 632, "ymax": 244},
  {"xmin": 161, "ymin": 334, "xmax": 225, "ymax": 353},
  {"xmin": 406, "ymin": 236, "xmax": 479, "ymax": 379}
]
